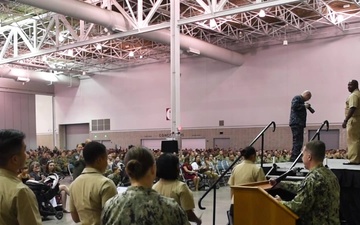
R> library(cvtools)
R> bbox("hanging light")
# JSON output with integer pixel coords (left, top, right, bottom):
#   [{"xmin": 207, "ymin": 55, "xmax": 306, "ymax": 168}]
[
  {"xmin": 258, "ymin": 9, "xmax": 266, "ymax": 18},
  {"xmin": 209, "ymin": 19, "xmax": 217, "ymax": 28},
  {"xmin": 67, "ymin": 49, "xmax": 73, "ymax": 57},
  {"xmin": 337, "ymin": 14, "xmax": 344, "ymax": 23}
]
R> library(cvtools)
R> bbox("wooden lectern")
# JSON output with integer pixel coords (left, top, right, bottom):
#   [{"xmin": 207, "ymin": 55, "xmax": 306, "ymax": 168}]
[{"xmin": 231, "ymin": 181, "xmax": 298, "ymax": 225}]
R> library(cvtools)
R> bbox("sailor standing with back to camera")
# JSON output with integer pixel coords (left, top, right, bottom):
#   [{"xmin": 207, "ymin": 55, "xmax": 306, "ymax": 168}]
[{"xmin": 0, "ymin": 129, "xmax": 42, "ymax": 225}]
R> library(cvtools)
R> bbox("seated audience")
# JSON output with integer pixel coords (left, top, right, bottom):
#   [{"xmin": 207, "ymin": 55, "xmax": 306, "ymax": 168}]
[
  {"xmin": 182, "ymin": 157, "xmax": 200, "ymax": 191},
  {"xmin": 69, "ymin": 141, "xmax": 117, "ymax": 225},
  {"xmin": 102, "ymin": 146, "xmax": 188, "ymax": 225},
  {"xmin": 192, "ymin": 155, "xmax": 218, "ymax": 184},
  {"xmin": 153, "ymin": 153, "xmax": 202, "ymax": 225},
  {"xmin": 29, "ymin": 161, "xmax": 45, "ymax": 181},
  {"xmin": 45, "ymin": 160, "xmax": 70, "ymax": 212},
  {"xmin": 107, "ymin": 165, "xmax": 122, "ymax": 186},
  {"xmin": 18, "ymin": 166, "xmax": 31, "ymax": 184}
]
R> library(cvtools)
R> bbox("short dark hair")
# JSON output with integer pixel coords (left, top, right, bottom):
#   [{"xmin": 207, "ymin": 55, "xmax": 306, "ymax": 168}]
[
  {"xmin": 125, "ymin": 146, "xmax": 154, "ymax": 180},
  {"xmin": 156, "ymin": 153, "xmax": 179, "ymax": 180},
  {"xmin": 305, "ymin": 140, "xmax": 325, "ymax": 162},
  {"xmin": 240, "ymin": 146, "xmax": 256, "ymax": 159},
  {"xmin": 351, "ymin": 80, "xmax": 359, "ymax": 89},
  {"xmin": 0, "ymin": 129, "xmax": 25, "ymax": 167},
  {"xmin": 83, "ymin": 141, "xmax": 107, "ymax": 165}
]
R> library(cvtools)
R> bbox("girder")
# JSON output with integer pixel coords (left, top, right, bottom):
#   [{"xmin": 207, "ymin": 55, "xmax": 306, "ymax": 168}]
[{"xmin": 1, "ymin": 0, "xmax": 360, "ymax": 75}]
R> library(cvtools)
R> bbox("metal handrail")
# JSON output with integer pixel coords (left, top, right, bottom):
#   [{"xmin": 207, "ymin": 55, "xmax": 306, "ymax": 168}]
[
  {"xmin": 273, "ymin": 120, "xmax": 329, "ymax": 181},
  {"xmin": 198, "ymin": 121, "xmax": 276, "ymax": 225}
]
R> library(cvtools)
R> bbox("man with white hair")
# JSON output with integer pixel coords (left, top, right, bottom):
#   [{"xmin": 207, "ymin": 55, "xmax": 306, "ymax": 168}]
[{"xmin": 289, "ymin": 90, "xmax": 312, "ymax": 162}]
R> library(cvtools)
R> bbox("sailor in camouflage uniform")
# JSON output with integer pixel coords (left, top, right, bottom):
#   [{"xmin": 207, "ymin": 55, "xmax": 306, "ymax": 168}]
[
  {"xmin": 101, "ymin": 146, "xmax": 188, "ymax": 225},
  {"xmin": 289, "ymin": 90, "xmax": 312, "ymax": 161},
  {"xmin": 271, "ymin": 140, "xmax": 340, "ymax": 225}
]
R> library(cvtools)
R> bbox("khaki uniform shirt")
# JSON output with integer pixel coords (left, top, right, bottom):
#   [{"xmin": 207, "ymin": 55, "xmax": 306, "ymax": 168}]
[
  {"xmin": 0, "ymin": 168, "xmax": 42, "ymax": 225},
  {"xmin": 346, "ymin": 89, "xmax": 360, "ymax": 117},
  {"xmin": 153, "ymin": 180, "xmax": 195, "ymax": 211},
  {"xmin": 69, "ymin": 167, "xmax": 117, "ymax": 225},
  {"xmin": 228, "ymin": 160, "xmax": 266, "ymax": 203}
]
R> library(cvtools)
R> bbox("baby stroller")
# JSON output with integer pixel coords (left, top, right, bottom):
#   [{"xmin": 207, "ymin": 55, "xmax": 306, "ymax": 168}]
[{"xmin": 26, "ymin": 173, "xmax": 64, "ymax": 220}]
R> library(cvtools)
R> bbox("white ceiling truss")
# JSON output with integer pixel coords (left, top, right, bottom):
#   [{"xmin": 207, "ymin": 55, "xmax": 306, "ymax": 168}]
[{"xmin": 0, "ymin": 0, "xmax": 360, "ymax": 78}]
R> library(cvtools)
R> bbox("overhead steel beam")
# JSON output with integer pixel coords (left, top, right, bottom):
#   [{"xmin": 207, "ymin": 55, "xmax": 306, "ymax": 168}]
[
  {"xmin": 5, "ymin": 0, "xmax": 250, "ymax": 66},
  {"xmin": 0, "ymin": 22, "xmax": 170, "ymax": 64},
  {"xmin": 178, "ymin": 0, "xmax": 305, "ymax": 25}
]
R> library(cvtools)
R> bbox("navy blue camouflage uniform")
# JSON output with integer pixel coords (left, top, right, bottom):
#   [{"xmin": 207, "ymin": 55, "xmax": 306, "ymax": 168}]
[
  {"xmin": 289, "ymin": 95, "xmax": 307, "ymax": 161},
  {"xmin": 280, "ymin": 164, "xmax": 340, "ymax": 225},
  {"xmin": 102, "ymin": 186, "xmax": 188, "ymax": 225}
]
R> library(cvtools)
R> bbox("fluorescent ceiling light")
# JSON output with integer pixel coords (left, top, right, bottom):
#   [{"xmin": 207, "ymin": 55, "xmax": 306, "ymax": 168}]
[
  {"xmin": 210, "ymin": 19, "xmax": 217, "ymax": 28},
  {"xmin": 68, "ymin": 49, "xmax": 73, "ymax": 56},
  {"xmin": 258, "ymin": 9, "xmax": 266, "ymax": 17},
  {"xmin": 337, "ymin": 14, "xmax": 344, "ymax": 23},
  {"xmin": 16, "ymin": 77, "xmax": 30, "ymax": 82},
  {"xmin": 188, "ymin": 47, "xmax": 200, "ymax": 55}
]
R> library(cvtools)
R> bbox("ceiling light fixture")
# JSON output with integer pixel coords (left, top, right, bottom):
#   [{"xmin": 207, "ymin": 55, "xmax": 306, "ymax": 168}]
[
  {"xmin": 68, "ymin": 49, "xmax": 74, "ymax": 57},
  {"xmin": 16, "ymin": 77, "xmax": 30, "ymax": 82},
  {"xmin": 139, "ymin": 55, "xmax": 143, "ymax": 59},
  {"xmin": 187, "ymin": 47, "xmax": 200, "ymax": 55},
  {"xmin": 96, "ymin": 43, "xmax": 102, "ymax": 50},
  {"xmin": 337, "ymin": 14, "xmax": 344, "ymax": 23},
  {"xmin": 258, "ymin": 9, "xmax": 266, "ymax": 18},
  {"xmin": 210, "ymin": 19, "xmax": 217, "ymax": 28},
  {"xmin": 129, "ymin": 51, "xmax": 134, "ymax": 57}
]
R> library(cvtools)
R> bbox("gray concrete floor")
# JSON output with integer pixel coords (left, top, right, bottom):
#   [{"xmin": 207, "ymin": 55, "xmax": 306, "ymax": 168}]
[{"xmin": 43, "ymin": 179, "xmax": 231, "ymax": 225}]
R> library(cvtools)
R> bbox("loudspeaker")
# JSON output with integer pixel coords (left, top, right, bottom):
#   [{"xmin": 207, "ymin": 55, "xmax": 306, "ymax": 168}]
[{"xmin": 161, "ymin": 140, "xmax": 178, "ymax": 154}]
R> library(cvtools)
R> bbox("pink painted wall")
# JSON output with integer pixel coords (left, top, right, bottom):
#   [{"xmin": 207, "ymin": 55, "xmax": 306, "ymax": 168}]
[{"xmin": 53, "ymin": 34, "xmax": 359, "ymax": 130}]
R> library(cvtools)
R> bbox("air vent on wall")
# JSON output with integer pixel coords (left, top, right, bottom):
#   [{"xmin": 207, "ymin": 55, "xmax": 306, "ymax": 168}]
[
  {"xmin": 219, "ymin": 120, "xmax": 224, "ymax": 126},
  {"xmin": 92, "ymin": 119, "xmax": 110, "ymax": 131}
]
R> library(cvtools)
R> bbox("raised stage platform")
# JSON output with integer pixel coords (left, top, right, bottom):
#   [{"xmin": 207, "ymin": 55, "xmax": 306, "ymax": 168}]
[{"xmin": 262, "ymin": 159, "xmax": 360, "ymax": 225}]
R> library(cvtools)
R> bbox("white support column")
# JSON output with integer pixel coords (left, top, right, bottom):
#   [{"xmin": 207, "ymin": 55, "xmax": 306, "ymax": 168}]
[
  {"xmin": 212, "ymin": 0, "xmax": 217, "ymax": 13},
  {"xmin": 80, "ymin": 20, "xmax": 85, "ymax": 40},
  {"xmin": 170, "ymin": 0, "xmax": 181, "ymax": 140},
  {"xmin": 33, "ymin": 20, "xmax": 37, "ymax": 49},
  {"xmin": 14, "ymin": 31, "xmax": 18, "ymax": 57},
  {"xmin": 55, "ymin": 15, "xmax": 60, "ymax": 47},
  {"xmin": 138, "ymin": 0, "xmax": 143, "ymax": 27},
  {"xmin": 52, "ymin": 96, "xmax": 57, "ymax": 148}
]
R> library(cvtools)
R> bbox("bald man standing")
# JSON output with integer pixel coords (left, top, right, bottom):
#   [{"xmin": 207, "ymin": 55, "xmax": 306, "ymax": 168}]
[
  {"xmin": 343, "ymin": 80, "xmax": 360, "ymax": 165},
  {"xmin": 289, "ymin": 90, "xmax": 312, "ymax": 162}
]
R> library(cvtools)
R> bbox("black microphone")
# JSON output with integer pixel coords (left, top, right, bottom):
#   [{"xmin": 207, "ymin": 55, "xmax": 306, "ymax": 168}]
[
  {"xmin": 307, "ymin": 106, "xmax": 315, "ymax": 114},
  {"xmin": 275, "ymin": 167, "xmax": 301, "ymax": 184}
]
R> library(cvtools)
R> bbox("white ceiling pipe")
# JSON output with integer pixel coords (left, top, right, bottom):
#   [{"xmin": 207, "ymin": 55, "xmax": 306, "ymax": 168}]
[
  {"xmin": 16, "ymin": 0, "xmax": 245, "ymax": 66},
  {"xmin": 0, "ymin": 67, "xmax": 80, "ymax": 87},
  {"xmin": 138, "ymin": 30, "xmax": 245, "ymax": 66}
]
